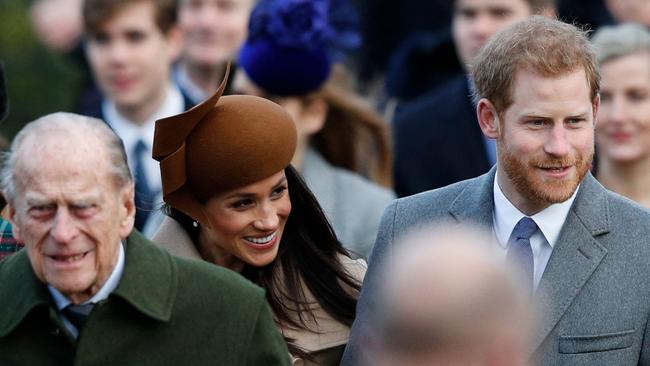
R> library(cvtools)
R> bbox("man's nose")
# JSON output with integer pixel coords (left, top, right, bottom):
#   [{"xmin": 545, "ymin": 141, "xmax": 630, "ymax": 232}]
[
  {"xmin": 544, "ymin": 124, "xmax": 571, "ymax": 157},
  {"xmin": 106, "ymin": 41, "xmax": 131, "ymax": 63},
  {"xmin": 51, "ymin": 208, "xmax": 79, "ymax": 243},
  {"xmin": 471, "ymin": 15, "xmax": 496, "ymax": 40}
]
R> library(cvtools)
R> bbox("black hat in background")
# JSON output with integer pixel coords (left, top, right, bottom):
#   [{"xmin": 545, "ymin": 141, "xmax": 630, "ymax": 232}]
[{"xmin": 0, "ymin": 64, "xmax": 7, "ymax": 122}]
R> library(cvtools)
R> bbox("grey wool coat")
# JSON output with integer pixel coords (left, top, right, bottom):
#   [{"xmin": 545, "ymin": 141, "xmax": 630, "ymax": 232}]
[
  {"xmin": 0, "ymin": 231, "xmax": 291, "ymax": 366},
  {"xmin": 342, "ymin": 167, "xmax": 650, "ymax": 366},
  {"xmin": 302, "ymin": 149, "xmax": 395, "ymax": 259}
]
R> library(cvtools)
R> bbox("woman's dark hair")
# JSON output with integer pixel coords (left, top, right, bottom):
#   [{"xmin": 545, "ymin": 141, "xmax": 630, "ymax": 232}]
[{"xmin": 166, "ymin": 165, "xmax": 361, "ymax": 356}]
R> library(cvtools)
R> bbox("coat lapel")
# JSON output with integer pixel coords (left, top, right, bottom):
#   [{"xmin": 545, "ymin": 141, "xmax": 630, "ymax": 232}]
[
  {"xmin": 531, "ymin": 173, "xmax": 610, "ymax": 353},
  {"xmin": 448, "ymin": 166, "xmax": 496, "ymax": 228},
  {"xmin": 0, "ymin": 250, "xmax": 52, "ymax": 337},
  {"xmin": 112, "ymin": 231, "xmax": 177, "ymax": 323},
  {"xmin": 448, "ymin": 170, "xmax": 611, "ymax": 355}
]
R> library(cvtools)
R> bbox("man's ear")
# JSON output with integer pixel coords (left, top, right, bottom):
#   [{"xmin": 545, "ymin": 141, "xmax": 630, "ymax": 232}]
[
  {"xmin": 301, "ymin": 97, "xmax": 328, "ymax": 135},
  {"xmin": 118, "ymin": 183, "xmax": 136, "ymax": 238},
  {"xmin": 477, "ymin": 98, "xmax": 500, "ymax": 139},
  {"xmin": 6, "ymin": 202, "xmax": 22, "ymax": 243},
  {"xmin": 166, "ymin": 25, "xmax": 184, "ymax": 62}
]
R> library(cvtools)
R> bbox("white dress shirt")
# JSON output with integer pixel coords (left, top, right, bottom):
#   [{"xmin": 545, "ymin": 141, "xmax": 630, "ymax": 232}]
[
  {"xmin": 49, "ymin": 243, "xmax": 125, "ymax": 338},
  {"xmin": 102, "ymin": 83, "xmax": 185, "ymax": 236},
  {"xmin": 492, "ymin": 171, "xmax": 578, "ymax": 290},
  {"xmin": 174, "ymin": 64, "xmax": 208, "ymax": 105},
  {"xmin": 102, "ymin": 83, "xmax": 184, "ymax": 194}
]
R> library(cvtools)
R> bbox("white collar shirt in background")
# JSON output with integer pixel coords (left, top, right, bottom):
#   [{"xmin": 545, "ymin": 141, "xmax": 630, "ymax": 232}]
[{"xmin": 102, "ymin": 82, "xmax": 185, "ymax": 194}]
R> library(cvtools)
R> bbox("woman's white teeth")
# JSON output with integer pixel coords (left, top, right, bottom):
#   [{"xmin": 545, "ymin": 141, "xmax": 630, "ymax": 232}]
[{"xmin": 246, "ymin": 232, "xmax": 276, "ymax": 244}]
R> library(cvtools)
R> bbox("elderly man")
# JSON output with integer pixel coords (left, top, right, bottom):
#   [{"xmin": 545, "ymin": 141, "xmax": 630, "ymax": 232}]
[
  {"xmin": 0, "ymin": 113, "xmax": 290, "ymax": 365},
  {"xmin": 343, "ymin": 16, "xmax": 650, "ymax": 365},
  {"xmin": 368, "ymin": 225, "xmax": 531, "ymax": 366}
]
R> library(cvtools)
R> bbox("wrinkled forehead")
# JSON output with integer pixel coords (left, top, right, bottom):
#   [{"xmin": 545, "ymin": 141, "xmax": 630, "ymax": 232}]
[{"xmin": 14, "ymin": 131, "xmax": 111, "ymax": 184}]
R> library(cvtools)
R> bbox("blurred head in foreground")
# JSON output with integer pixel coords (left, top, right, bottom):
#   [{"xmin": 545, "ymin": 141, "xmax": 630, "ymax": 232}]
[{"xmin": 369, "ymin": 224, "xmax": 533, "ymax": 366}]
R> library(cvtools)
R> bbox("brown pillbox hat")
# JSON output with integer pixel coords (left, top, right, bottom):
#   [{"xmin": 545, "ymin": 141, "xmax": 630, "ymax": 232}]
[{"xmin": 153, "ymin": 65, "xmax": 297, "ymax": 225}]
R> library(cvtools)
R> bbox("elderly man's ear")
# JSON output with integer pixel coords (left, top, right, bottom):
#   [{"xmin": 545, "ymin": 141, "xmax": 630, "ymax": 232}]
[
  {"xmin": 119, "ymin": 183, "xmax": 136, "ymax": 238},
  {"xmin": 5, "ymin": 201, "xmax": 22, "ymax": 243}
]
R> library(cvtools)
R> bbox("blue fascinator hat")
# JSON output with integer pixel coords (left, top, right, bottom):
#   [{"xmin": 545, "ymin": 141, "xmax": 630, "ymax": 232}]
[{"xmin": 239, "ymin": 0, "xmax": 360, "ymax": 96}]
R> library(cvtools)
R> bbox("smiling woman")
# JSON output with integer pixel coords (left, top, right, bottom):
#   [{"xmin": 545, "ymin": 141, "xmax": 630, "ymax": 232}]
[
  {"xmin": 151, "ymin": 66, "xmax": 364, "ymax": 365},
  {"xmin": 591, "ymin": 24, "xmax": 650, "ymax": 208}
]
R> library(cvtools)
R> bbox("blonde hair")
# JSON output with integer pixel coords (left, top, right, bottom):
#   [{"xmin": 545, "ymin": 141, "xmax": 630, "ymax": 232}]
[{"xmin": 592, "ymin": 23, "xmax": 650, "ymax": 65}]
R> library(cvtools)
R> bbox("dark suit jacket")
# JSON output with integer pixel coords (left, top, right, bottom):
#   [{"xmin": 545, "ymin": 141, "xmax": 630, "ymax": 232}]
[
  {"xmin": 0, "ymin": 231, "xmax": 291, "ymax": 365},
  {"xmin": 392, "ymin": 75, "xmax": 492, "ymax": 197},
  {"xmin": 343, "ymin": 168, "xmax": 650, "ymax": 365}
]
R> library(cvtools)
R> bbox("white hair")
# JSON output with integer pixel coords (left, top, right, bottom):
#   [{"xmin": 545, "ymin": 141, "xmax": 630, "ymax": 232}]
[{"xmin": 1, "ymin": 112, "xmax": 132, "ymax": 203}]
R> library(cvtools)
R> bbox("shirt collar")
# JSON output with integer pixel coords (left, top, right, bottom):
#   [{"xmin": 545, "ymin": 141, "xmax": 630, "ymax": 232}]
[
  {"xmin": 48, "ymin": 243, "xmax": 125, "ymax": 309},
  {"xmin": 102, "ymin": 82, "xmax": 184, "ymax": 153},
  {"xmin": 174, "ymin": 63, "xmax": 208, "ymax": 105},
  {"xmin": 492, "ymin": 169, "xmax": 578, "ymax": 249}
]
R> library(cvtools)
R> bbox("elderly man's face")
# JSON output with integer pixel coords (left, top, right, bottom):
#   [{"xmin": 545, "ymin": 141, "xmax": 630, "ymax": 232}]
[{"xmin": 10, "ymin": 135, "xmax": 134, "ymax": 304}]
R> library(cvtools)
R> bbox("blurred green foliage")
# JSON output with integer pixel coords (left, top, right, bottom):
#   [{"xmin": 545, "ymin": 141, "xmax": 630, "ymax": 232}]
[{"xmin": 0, "ymin": 0, "xmax": 83, "ymax": 139}]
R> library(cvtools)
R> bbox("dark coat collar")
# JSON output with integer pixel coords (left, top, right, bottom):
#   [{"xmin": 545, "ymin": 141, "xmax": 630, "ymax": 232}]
[{"xmin": 0, "ymin": 231, "xmax": 177, "ymax": 337}]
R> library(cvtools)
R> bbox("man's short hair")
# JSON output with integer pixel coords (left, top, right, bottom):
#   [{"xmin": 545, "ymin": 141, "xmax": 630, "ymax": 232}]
[
  {"xmin": 471, "ymin": 16, "xmax": 599, "ymax": 113},
  {"xmin": 83, "ymin": 0, "xmax": 177, "ymax": 35},
  {"xmin": 592, "ymin": 23, "xmax": 650, "ymax": 65},
  {"xmin": 1, "ymin": 113, "xmax": 132, "ymax": 204}
]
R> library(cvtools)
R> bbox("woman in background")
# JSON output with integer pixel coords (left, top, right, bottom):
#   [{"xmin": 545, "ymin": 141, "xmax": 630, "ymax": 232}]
[
  {"xmin": 152, "ymin": 66, "xmax": 364, "ymax": 365},
  {"xmin": 235, "ymin": 0, "xmax": 395, "ymax": 258},
  {"xmin": 592, "ymin": 23, "xmax": 650, "ymax": 207}
]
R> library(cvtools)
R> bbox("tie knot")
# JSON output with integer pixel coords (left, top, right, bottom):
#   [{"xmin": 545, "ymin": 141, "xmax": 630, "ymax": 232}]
[
  {"xmin": 133, "ymin": 139, "xmax": 148, "ymax": 155},
  {"xmin": 62, "ymin": 303, "xmax": 95, "ymax": 331},
  {"xmin": 65, "ymin": 303, "xmax": 95, "ymax": 315},
  {"xmin": 512, "ymin": 217, "xmax": 538, "ymax": 240}
]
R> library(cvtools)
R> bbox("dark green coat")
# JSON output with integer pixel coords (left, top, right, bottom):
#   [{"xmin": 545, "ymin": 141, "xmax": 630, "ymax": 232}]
[{"xmin": 0, "ymin": 231, "xmax": 291, "ymax": 365}]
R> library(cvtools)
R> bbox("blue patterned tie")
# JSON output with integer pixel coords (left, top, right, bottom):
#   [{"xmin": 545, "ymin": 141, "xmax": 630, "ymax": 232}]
[
  {"xmin": 62, "ymin": 303, "xmax": 95, "ymax": 333},
  {"xmin": 507, "ymin": 217, "xmax": 538, "ymax": 291},
  {"xmin": 133, "ymin": 140, "xmax": 156, "ymax": 231}
]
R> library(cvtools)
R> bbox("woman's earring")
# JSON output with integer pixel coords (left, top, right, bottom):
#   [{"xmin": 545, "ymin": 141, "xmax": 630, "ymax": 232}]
[{"xmin": 192, "ymin": 221, "xmax": 199, "ymax": 228}]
